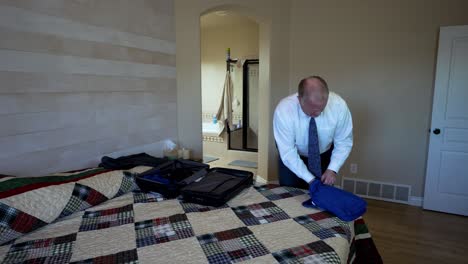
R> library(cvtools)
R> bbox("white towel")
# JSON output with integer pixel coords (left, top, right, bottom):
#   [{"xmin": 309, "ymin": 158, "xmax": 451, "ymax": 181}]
[{"xmin": 215, "ymin": 71, "xmax": 234, "ymax": 135}]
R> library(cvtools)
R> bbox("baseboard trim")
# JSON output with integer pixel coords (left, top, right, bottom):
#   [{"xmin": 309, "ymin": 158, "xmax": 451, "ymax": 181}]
[
  {"xmin": 264, "ymin": 180, "xmax": 342, "ymax": 188},
  {"xmin": 265, "ymin": 178, "xmax": 424, "ymax": 207},
  {"xmin": 409, "ymin": 196, "xmax": 424, "ymax": 207}
]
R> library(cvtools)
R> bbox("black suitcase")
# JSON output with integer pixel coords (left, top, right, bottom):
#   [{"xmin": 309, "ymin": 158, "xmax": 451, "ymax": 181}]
[
  {"xmin": 180, "ymin": 167, "xmax": 253, "ymax": 207},
  {"xmin": 135, "ymin": 159, "xmax": 209, "ymax": 198}
]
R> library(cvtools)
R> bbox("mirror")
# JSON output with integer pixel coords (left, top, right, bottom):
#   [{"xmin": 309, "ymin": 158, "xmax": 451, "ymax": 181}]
[{"xmin": 228, "ymin": 59, "xmax": 259, "ymax": 152}]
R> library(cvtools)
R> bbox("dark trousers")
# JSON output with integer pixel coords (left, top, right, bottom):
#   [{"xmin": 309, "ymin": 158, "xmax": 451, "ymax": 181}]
[{"xmin": 278, "ymin": 145, "xmax": 333, "ymax": 190}]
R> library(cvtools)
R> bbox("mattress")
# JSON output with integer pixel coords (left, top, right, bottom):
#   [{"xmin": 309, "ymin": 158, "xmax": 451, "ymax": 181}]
[{"xmin": 0, "ymin": 167, "xmax": 381, "ymax": 263}]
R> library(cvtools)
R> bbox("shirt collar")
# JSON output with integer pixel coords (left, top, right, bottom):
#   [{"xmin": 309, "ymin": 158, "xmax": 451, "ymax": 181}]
[{"xmin": 297, "ymin": 101, "xmax": 324, "ymax": 119}]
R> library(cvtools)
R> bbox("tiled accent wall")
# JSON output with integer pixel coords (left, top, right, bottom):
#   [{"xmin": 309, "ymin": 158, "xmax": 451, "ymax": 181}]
[
  {"xmin": 202, "ymin": 112, "xmax": 242, "ymax": 124},
  {"xmin": 0, "ymin": 0, "xmax": 176, "ymax": 176},
  {"xmin": 203, "ymin": 135, "xmax": 224, "ymax": 143}
]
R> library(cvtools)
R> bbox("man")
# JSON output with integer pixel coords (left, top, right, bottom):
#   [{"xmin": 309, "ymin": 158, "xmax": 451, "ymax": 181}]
[{"xmin": 273, "ymin": 76, "xmax": 353, "ymax": 189}]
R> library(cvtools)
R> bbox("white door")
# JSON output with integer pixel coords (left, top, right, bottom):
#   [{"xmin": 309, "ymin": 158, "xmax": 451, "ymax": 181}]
[{"xmin": 424, "ymin": 25, "xmax": 468, "ymax": 216}]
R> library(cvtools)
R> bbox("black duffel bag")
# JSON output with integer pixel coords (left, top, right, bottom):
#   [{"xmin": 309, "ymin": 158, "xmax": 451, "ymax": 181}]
[{"xmin": 99, "ymin": 153, "xmax": 167, "ymax": 170}]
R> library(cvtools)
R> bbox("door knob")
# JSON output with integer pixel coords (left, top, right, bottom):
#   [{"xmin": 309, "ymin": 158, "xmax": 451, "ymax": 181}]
[{"xmin": 433, "ymin": 128, "xmax": 441, "ymax": 135}]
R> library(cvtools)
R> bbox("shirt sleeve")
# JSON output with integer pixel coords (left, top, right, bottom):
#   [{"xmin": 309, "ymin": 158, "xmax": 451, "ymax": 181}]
[
  {"xmin": 327, "ymin": 101, "xmax": 353, "ymax": 173},
  {"xmin": 273, "ymin": 104, "xmax": 316, "ymax": 183}
]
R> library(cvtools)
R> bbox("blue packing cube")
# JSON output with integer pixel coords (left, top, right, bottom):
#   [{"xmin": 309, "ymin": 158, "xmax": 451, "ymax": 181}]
[
  {"xmin": 302, "ymin": 179, "xmax": 367, "ymax": 221},
  {"xmin": 141, "ymin": 172, "xmax": 171, "ymax": 185}
]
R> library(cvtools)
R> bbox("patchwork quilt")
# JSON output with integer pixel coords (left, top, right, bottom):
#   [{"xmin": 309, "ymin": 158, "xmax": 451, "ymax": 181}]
[{"xmin": 0, "ymin": 167, "xmax": 381, "ymax": 264}]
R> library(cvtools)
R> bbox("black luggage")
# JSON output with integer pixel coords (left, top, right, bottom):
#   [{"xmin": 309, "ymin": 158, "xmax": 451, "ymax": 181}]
[
  {"xmin": 181, "ymin": 167, "xmax": 253, "ymax": 207},
  {"xmin": 99, "ymin": 153, "xmax": 167, "ymax": 170},
  {"xmin": 135, "ymin": 159, "xmax": 209, "ymax": 198}
]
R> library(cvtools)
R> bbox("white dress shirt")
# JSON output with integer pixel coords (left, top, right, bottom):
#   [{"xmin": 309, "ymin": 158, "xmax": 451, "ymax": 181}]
[{"xmin": 273, "ymin": 92, "xmax": 353, "ymax": 183}]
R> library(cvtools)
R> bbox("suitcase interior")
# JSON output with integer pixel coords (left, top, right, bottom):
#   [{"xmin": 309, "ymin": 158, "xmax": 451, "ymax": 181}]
[{"xmin": 135, "ymin": 159, "xmax": 209, "ymax": 198}]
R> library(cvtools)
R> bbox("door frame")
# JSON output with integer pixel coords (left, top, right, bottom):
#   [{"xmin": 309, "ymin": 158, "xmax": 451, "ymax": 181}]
[
  {"xmin": 227, "ymin": 59, "xmax": 259, "ymax": 152},
  {"xmin": 241, "ymin": 59, "xmax": 259, "ymax": 152},
  {"xmin": 423, "ymin": 25, "xmax": 468, "ymax": 215}
]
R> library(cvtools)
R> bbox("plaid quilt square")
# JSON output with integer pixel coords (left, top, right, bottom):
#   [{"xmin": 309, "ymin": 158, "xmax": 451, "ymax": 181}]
[
  {"xmin": 70, "ymin": 249, "xmax": 138, "ymax": 264},
  {"xmin": 1, "ymin": 233, "xmax": 76, "ymax": 264},
  {"xmin": 180, "ymin": 201, "xmax": 229, "ymax": 213},
  {"xmin": 115, "ymin": 172, "xmax": 138, "ymax": 197},
  {"xmin": 79, "ymin": 204, "xmax": 134, "ymax": 232},
  {"xmin": 294, "ymin": 212, "xmax": 351, "ymax": 242},
  {"xmin": 197, "ymin": 227, "xmax": 270, "ymax": 264},
  {"xmin": 0, "ymin": 203, "xmax": 48, "ymax": 245},
  {"xmin": 231, "ymin": 202, "xmax": 290, "ymax": 226},
  {"xmin": 273, "ymin": 240, "xmax": 341, "ymax": 264},
  {"xmin": 307, "ymin": 211, "xmax": 334, "ymax": 221},
  {"xmin": 133, "ymin": 190, "xmax": 166, "ymax": 204},
  {"xmin": 135, "ymin": 214, "xmax": 194, "ymax": 248},
  {"xmin": 254, "ymin": 185, "xmax": 307, "ymax": 201},
  {"xmin": 59, "ymin": 183, "xmax": 108, "ymax": 219}
]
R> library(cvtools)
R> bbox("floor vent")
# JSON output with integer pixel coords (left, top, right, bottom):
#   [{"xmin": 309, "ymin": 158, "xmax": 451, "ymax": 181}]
[{"xmin": 341, "ymin": 178, "xmax": 411, "ymax": 204}]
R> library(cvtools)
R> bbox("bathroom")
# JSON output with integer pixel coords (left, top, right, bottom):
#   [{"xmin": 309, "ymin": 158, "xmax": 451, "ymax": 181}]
[{"xmin": 200, "ymin": 11, "xmax": 259, "ymax": 176}]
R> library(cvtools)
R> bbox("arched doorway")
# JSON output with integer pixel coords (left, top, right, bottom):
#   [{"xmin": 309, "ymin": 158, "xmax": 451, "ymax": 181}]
[
  {"xmin": 200, "ymin": 11, "xmax": 260, "ymax": 176},
  {"xmin": 175, "ymin": 1, "xmax": 290, "ymax": 183}
]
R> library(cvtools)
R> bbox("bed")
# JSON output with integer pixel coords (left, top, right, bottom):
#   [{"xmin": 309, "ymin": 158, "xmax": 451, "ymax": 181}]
[{"xmin": 0, "ymin": 167, "xmax": 381, "ymax": 263}]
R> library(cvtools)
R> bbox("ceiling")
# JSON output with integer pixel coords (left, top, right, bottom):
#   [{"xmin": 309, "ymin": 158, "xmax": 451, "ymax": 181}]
[{"xmin": 201, "ymin": 11, "xmax": 258, "ymax": 29}]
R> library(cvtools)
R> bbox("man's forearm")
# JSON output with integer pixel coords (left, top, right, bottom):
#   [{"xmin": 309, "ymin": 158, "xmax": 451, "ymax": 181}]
[{"xmin": 327, "ymin": 146, "xmax": 352, "ymax": 173}]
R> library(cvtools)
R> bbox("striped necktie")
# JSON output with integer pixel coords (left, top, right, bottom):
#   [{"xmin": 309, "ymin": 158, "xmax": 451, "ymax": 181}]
[{"xmin": 308, "ymin": 117, "xmax": 322, "ymax": 178}]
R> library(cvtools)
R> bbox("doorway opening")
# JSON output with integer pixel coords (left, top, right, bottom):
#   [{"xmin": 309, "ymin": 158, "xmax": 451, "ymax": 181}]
[{"xmin": 200, "ymin": 11, "xmax": 259, "ymax": 174}]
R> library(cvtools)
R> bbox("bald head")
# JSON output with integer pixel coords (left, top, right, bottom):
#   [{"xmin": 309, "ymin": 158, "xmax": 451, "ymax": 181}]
[
  {"xmin": 298, "ymin": 76, "xmax": 328, "ymax": 97},
  {"xmin": 298, "ymin": 76, "xmax": 329, "ymax": 117}
]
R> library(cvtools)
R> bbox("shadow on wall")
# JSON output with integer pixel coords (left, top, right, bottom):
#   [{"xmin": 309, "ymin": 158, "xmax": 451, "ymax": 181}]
[{"xmin": 341, "ymin": 101, "xmax": 372, "ymax": 183}]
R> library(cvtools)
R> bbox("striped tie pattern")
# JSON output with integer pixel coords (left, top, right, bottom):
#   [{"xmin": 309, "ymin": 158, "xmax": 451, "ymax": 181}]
[{"xmin": 308, "ymin": 117, "xmax": 322, "ymax": 179}]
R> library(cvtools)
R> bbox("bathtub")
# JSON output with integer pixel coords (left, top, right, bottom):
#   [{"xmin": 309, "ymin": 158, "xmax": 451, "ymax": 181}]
[{"xmin": 202, "ymin": 122, "xmax": 223, "ymax": 136}]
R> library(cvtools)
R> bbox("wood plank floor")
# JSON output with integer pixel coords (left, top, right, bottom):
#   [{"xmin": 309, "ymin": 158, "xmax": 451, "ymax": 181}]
[{"xmin": 364, "ymin": 199, "xmax": 468, "ymax": 264}]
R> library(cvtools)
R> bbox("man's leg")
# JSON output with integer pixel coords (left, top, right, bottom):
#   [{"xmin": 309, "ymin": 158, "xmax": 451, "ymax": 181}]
[{"xmin": 278, "ymin": 145, "xmax": 335, "ymax": 189}]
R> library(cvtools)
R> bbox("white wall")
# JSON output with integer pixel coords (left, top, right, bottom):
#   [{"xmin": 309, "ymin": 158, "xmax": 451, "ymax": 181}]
[
  {"xmin": 176, "ymin": 0, "xmax": 468, "ymax": 197},
  {"xmin": 289, "ymin": 0, "xmax": 468, "ymax": 197},
  {"xmin": 0, "ymin": 0, "xmax": 177, "ymax": 176}
]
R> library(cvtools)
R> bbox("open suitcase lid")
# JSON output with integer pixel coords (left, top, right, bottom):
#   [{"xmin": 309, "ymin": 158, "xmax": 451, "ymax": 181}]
[
  {"xmin": 180, "ymin": 167, "xmax": 254, "ymax": 207},
  {"xmin": 135, "ymin": 159, "xmax": 210, "ymax": 198}
]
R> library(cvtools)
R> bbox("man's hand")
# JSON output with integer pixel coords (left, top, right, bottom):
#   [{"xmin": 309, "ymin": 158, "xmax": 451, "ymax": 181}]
[{"xmin": 321, "ymin": 169, "xmax": 336, "ymax": 185}]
